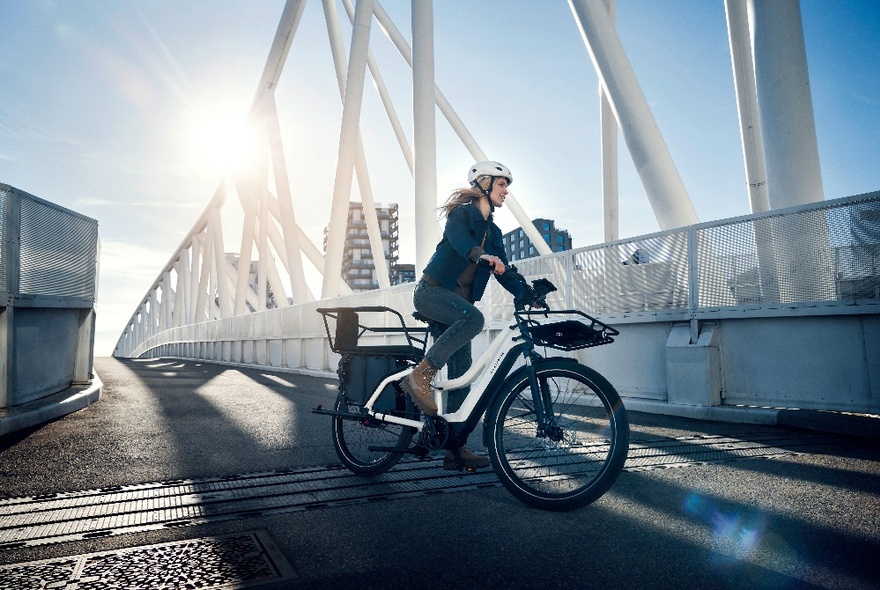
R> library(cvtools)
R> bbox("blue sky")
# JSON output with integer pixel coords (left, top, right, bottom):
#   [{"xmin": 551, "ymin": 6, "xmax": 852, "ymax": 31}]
[{"xmin": 1, "ymin": 1, "xmax": 878, "ymax": 356}]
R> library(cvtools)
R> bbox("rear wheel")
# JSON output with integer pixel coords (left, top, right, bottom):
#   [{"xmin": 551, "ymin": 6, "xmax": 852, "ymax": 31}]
[
  {"xmin": 332, "ymin": 382, "xmax": 419, "ymax": 476},
  {"xmin": 486, "ymin": 359, "xmax": 629, "ymax": 511}
]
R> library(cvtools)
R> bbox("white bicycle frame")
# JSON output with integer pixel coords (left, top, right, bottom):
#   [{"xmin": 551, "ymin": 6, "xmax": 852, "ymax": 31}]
[{"xmin": 362, "ymin": 314, "xmax": 575, "ymax": 431}]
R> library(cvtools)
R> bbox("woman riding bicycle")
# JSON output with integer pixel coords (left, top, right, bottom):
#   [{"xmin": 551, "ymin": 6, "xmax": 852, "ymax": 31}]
[{"xmin": 402, "ymin": 160, "xmax": 527, "ymax": 470}]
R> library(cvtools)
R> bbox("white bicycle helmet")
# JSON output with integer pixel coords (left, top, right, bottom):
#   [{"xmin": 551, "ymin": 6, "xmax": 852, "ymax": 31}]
[{"xmin": 468, "ymin": 161, "xmax": 513, "ymax": 187}]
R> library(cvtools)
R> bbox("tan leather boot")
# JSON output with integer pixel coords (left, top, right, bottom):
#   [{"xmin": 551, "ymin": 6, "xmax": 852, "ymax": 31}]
[
  {"xmin": 402, "ymin": 359, "xmax": 438, "ymax": 416},
  {"xmin": 443, "ymin": 446, "xmax": 490, "ymax": 471}
]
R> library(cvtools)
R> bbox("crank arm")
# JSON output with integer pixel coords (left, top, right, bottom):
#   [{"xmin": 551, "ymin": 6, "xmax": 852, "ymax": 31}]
[
  {"xmin": 367, "ymin": 445, "xmax": 430, "ymax": 457},
  {"xmin": 312, "ymin": 406, "xmax": 369, "ymax": 421}
]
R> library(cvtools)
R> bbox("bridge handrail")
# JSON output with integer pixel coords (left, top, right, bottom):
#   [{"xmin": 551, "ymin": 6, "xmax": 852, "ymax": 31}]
[{"xmin": 116, "ymin": 190, "xmax": 880, "ymax": 358}]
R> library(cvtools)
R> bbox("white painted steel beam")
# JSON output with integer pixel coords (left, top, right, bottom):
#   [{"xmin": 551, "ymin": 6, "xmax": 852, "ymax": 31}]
[
  {"xmin": 725, "ymin": 0, "xmax": 769, "ymax": 214},
  {"xmin": 162, "ymin": 271, "xmax": 173, "ymax": 331},
  {"xmin": 749, "ymin": 0, "xmax": 830, "ymax": 304},
  {"xmin": 148, "ymin": 290, "xmax": 158, "ymax": 339},
  {"xmin": 263, "ymin": 93, "xmax": 311, "ymax": 303},
  {"xmin": 600, "ymin": 0, "xmax": 619, "ymax": 243},
  {"xmin": 189, "ymin": 238, "xmax": 203, "ymax": 324},
  {"xmin": 222, "ymin": 258, "xmax": 260, "ymax": 312},
  {"xmin": 323, "ymin": 0, "xmax": 390, "ymax": 291},
  {"xmin": 254, "ymin": 0, "xmax": 307, "ymax": 96},
  {"xmin": 322, "ymin": 0, "xmax": 377, "ymax": 298},
  {"xmin": 726, "ymin": 0, "xmax": 777, "ymax": 303},
  {"xmin": 233, "ymin": 174, "xmax": 259, "ymax": 316},
  {"xmin": 569, "ymin": 0, "xmax": 699, "ymax": 231},
  {"xmin": 210, "ymin": 208, "xmax": 232, "ymax": 319},
  {"xmin": 412, "ymin": 0, "xmax": 439, "ymax": 273},
  {"xmin": 371, "ymin": 1, "xmax": 549, "ymax": 257},
  {"xmin": 263, "ymin": 190, "xmax": 351, "ymax": 296},
  {"xmin": 194, "ymin": 230, "xmax": 211, "ymax": 324},
  {"xmin": 118, "ymin": 1, "xmax": 835, "ymax": 362},
  {"xmin": 256, "ymin": 140, "xmax": 270, "ymax": 312},
  {"xmin": 172, "ymin": 255, "xmax": 187, "ymax": 328},
  {"xmin": 748, "ymin": 0, "xmax": 823, "ymax": 208},
  {"xmin": 341, "ymin": 0, "xmax": 414, "ymax": 174}
]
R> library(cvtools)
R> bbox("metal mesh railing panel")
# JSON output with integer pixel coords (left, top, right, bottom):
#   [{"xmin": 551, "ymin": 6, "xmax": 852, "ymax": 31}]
[
  {"xmin": 515, "ymin": 254, "xmax": 569, "ymax": 308},
  {"xmin": 697, "ymin": 219, "xmax": 762, "ymax": 307},
  {"xmin": 569, "ymin": 232, "xmax": 689, "ymax": 315},
  {"xmin": 124, "ymin": 193, "xmax": 880, "ymax": 357},
  {"xmin": 0, "ymin": 187, "xmax": 6, "ymax": 293},
  {"xmin": 697, "ymin": 196, "xmax": 880, "ymax": 306},
  {"xmin": 19, "ymin": 196, "xmax": 99, "ymax": 298},
  {"xmin": 832, "ymin": 199, "xmax": 880, "ymax": 299}
]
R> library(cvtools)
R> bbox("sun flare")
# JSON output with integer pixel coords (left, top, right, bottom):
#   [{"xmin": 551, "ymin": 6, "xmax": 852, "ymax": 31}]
[{"xmin": 187, "ymin": 105, "xmax": 262, "ymax": 179}]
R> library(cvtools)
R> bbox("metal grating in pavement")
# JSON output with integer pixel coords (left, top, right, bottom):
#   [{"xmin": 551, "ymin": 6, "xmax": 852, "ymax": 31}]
[
  {"xmin": 0, "ymin": 530, "xmax": 296, "ymax": 590},
  {"xmin": 0, "ymin": 431, "xmax": 856, "ymax": 550},
  {"xmin": 0, "ymin": 457, "xmax": 498, "ymax": 551}
]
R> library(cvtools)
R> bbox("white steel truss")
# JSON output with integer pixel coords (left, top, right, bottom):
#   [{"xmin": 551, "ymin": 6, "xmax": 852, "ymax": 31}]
[{"xmin": 114, "ymin": 0, "xmax": 820, "ymax": 358}]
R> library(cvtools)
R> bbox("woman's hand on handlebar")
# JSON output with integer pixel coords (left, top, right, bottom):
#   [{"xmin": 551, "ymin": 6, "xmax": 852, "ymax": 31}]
[{"xmin": 479, "ymin": 254, "xmax": 505, "ymax": 275}]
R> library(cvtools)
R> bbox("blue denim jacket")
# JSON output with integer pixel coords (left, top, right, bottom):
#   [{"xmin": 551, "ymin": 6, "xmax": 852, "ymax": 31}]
[{"xmin": 423, "ymin": 203, "xmax": 526, "ymax": 302}]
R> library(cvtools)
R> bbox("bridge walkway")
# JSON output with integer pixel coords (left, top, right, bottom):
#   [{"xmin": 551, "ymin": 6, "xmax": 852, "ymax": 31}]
[{"xmin": 0, "ymin": 357, "xmax": 878, "ymax": 589}]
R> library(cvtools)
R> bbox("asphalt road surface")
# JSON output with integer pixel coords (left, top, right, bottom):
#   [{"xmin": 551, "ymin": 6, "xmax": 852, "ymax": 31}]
[{"xmin": 0, "ymin": 357, "xmax": 878, "ymax": 590}]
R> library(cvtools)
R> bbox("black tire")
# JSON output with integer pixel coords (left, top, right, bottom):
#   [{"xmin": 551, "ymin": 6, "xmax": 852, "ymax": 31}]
[
  {"xmin": 486, "ymin": 359, "xmax": 629, "ymax": 511},
  {"xmin": 332, "ymin": 383, "xmax": 419, "ymax": 476}
]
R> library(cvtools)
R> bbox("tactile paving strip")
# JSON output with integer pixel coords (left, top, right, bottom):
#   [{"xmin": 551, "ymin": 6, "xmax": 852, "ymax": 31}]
[
  {"xmin": 0, "ymin": 432, "xmax": 853, "ymax": 550},
  {"xmin": 0, "ymin": 530, "xmax": 296, "ymax": 589}
]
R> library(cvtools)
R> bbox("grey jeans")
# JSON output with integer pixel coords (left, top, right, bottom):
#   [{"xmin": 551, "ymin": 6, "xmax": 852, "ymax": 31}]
[{"xmin": 413, "ymin": 280, "xmax": 485, "ymax": 410}]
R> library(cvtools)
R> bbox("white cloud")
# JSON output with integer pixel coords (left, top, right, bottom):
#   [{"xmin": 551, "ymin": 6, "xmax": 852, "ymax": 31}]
[{"xmin": 99, "ymin": 238, "xmax": 174, "ymax": 281}]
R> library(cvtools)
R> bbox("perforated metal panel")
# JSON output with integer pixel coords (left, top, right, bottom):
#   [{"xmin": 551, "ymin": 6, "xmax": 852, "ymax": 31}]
[
  {"xmin": 573, "ymin": 232, "xmax": 689, "ymax": 315},
  {"xmin": 834, "ymin": 199, "xmax": 880, "ymax": 299},
  {"xmin": 697, "ymin": 208, "xmax": 832, "ymax": 306},
  {"xmin": 507, "ymin": 193, "xmax": 880, "ymax": 318},
  {"xmin": 0, "ymin": 186, "xmax": 7, "ymax": 293},
  {"xmin": 698, "ymin": 196, "xmax": 879, "ymax": 306},
  {"xmin": 18, "ymin": 195, "xmax": 98, "ymax": 299}
]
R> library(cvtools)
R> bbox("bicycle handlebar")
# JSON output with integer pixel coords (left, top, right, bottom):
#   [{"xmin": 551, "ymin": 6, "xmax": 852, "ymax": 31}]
[{"xmin": 502, "ymin": 264, "xmax": 556, "ymax": 311}]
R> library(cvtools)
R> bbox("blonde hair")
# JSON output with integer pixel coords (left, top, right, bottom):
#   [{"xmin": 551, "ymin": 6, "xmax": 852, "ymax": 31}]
[{"xmin": 438, "ymin": 177, "xmax": 490, "ymax": 218}]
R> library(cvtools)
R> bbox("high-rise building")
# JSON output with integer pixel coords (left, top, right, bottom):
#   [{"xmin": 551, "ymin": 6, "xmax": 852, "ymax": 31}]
[
  {"xmin": 325, "ymin": 202, "xmax": 400, "ymax": 292},
  {"xmin": 502, "ymin": 218, "xmax": 572, "ymax": 261},
  {"xmin": 391, "ymin": 263, "xmax": 416, "ymax": 285}
]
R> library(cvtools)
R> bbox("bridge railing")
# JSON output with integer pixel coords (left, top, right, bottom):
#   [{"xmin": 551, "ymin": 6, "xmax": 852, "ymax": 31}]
[
  {"xmin": 121, "ymin": 190, "xmax": 880, "ymax": 355},
  {"xmin": 117, "ymin": 191, "xmax": 879, "ymax": 414},
  {"xmin": 1, "ymin": 183, "xmax": 100, "ymax": 410},
  {"xmin": 480, "ymin": 190, "xmax": 880, "ymax": 325}
]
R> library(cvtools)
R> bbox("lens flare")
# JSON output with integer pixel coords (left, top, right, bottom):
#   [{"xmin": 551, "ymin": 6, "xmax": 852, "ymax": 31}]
[{"xmin": 682, "ymin": 491, "xmax": 768, "ymax": 560}]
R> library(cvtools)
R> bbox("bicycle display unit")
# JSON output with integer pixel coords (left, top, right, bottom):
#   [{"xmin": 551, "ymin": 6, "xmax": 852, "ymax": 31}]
[{"xmin": 313, "ymin": 272, "xmax": 629, "ymax": 511}]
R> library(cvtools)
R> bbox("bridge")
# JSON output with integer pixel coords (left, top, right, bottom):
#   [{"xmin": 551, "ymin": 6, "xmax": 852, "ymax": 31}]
[
  {"xmin": 105, "ymin": 0, "xmax": 877, "ymax": 422},
  {"xmin": 2, "ymin": 0, "xmax": 878, "ymax": 433},
  {"xmin": 1, "ymin": 2, "xmax": 879, "ymax": 588}
]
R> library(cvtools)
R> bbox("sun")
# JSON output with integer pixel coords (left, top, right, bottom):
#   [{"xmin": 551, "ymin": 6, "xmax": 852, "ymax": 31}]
[{"xmin": 187, "ymin": 105, "xmax": 263, "ymax": 180}]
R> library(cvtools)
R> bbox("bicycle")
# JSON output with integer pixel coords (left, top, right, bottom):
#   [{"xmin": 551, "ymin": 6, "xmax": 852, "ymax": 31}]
[{"xmin": 313, "ymin": 269, "xmax": 629, "ymax": 511}]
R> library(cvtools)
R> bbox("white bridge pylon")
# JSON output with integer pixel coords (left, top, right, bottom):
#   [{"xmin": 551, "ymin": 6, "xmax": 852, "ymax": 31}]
[{"xmin": 115, "ymin": 0, "xmax": 819, "ymax": 356}]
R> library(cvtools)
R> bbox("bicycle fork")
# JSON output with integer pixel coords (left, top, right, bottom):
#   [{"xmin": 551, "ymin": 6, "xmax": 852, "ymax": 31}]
[{"xmin": 524, "ymin": 352, "xmax": 561, "ymax": 441}]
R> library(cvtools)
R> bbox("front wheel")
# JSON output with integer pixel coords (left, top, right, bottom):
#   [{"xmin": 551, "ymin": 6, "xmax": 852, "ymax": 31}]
[
  {"xmin": 486, "ymin": 359, "xmax": 629, "ymax": 511},
  {"xmin": 332, "ymin": 382, "xmax": 419, "ymax": 476}
]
